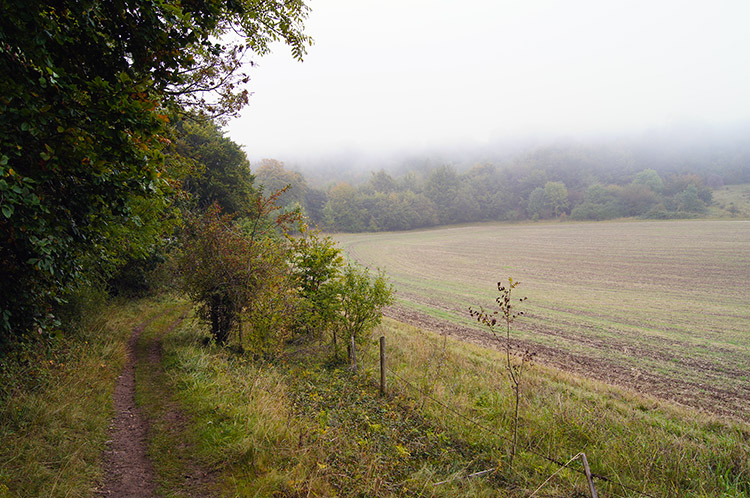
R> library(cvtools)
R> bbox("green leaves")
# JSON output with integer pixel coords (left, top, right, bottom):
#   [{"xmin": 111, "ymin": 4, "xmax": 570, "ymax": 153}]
[
  {"xmin": 0, "ymin": 0, "xmax": 312, "ymax": 343},
  {"xmin": 337, "ymin": 263, "xmax": 395, "ymax": 342}
]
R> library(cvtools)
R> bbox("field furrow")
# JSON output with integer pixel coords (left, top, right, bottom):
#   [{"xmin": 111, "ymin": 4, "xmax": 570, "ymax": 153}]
[{"xmin": 337, "ymin": 220, "xmax": 750, "ymax": 420}]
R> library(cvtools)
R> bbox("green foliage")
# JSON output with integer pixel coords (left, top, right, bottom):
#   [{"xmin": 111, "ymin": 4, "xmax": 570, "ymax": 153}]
[
  {"xmin": 570, "ymin": 184, "xmax": 624, "ymax": 220},
  {"xmin": 0, "ymin": 0, "xmax": 311, "ymax": 344},
  {"xmin": 176, "ymin": 119, "xmax": 256, "ymax": 216},
  {"xmin": 309, "ymin": 150, "xmax": 734, "ymax": 233},
  {"xmin": 527, "ymin": 182, "xmax": 569, "ymax": 219},
  {"xmin": 425, "ymin": 165, "xmax": 481, "ymax": 224},
  {"xmin": 619, "ymin": 183, "xmax": 661, "ymax": 216},
  {"xmin": 177, "ymin": 197, "xmax": 297, "ymax": 349},
  {"xmin": 254, "ymin": 159, "xmax": 309, "ymax": 210},
  {"xmin": 323, "ymin": 182, "xmax": 368, "ymax": 232},
  {"xmin": 678, "ymin": 184, "xmax": 707, "ymax": 213},
  {"xmin": 289, "ymin": 224, "xmax": 345, "ymax": 339},
  {"xmin": 336, "ymin": 264, "xmax": 394, "ymax": 364},
  {"xmin": 543, "ymin": 181, "xmax": 569, "ymax": 217},
  {"xmin": 106, "ymin": 252, "xmax": 165, "ymax": 298},
  {"xmin": 368, "ymin": 169, "xmax": 398, "ymax": 194},
  {"xmin": 633, "ymin": 168, "xmax": 664, "ymax": 192}
]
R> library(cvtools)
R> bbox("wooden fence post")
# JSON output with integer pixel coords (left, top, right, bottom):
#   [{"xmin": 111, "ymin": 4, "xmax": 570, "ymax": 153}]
[
  {"xmin": 580, "ymin": 453, "xmax": 598, "ymax": 498},
  {"xmin": 379, "ymin": 336, "xmax": 386, "ymax": 395},
  {"xmin": 351, "ymin": 334, "xmax": 357, "ymax": 373}
]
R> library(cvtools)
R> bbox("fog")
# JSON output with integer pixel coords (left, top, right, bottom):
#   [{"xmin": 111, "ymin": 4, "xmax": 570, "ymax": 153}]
[{"xmin": 226, "ymin": 0, "xmax": 750, "ymax": 170}]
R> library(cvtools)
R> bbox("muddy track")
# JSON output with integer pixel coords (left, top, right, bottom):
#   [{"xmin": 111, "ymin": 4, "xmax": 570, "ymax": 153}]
[
  {"xmin": 96, "ymin": 316, "xmax": 161, "ymax": 497},
  {"xmin": 97, "ymin": 309, "xmax": 215, "ymax": 497},
  {"xmin": 386, "ymin": 306, "xmax": 750, "ymax": 422}
]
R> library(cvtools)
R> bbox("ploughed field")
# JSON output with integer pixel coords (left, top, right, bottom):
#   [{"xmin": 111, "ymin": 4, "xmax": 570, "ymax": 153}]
[{"xmin": 336, "ymin": 220, "xmax": 750, "ymax": 420}]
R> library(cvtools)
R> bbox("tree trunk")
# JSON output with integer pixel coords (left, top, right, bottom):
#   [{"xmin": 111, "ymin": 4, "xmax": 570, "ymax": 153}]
[
  {"xmin": 511, "ymin": 382, "xmax": 520, "ymax": 467},
  {"xmin": 332, "ymin": 328, "xmax": 338, "ymax": 360}
]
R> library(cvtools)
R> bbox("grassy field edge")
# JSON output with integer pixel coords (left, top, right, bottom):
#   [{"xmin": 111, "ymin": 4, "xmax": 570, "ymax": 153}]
[
  {"xmin": 2, "ymin": 295, "xmax": 747, "ymax": 497},
  {"xmin": 155, "ymin": 308, "xmax": 750, "ymax": 497}
]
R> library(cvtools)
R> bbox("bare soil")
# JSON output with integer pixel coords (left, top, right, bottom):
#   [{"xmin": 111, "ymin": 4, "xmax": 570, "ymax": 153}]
[
  {"xmin": 97, "ymin": 311, "xmax": 216, "ymax": 497},
  {"xmin": 96, "ymin": 319, "xmax": 158, "ymax": 497},
  {"xmin": 386, "ymin": 305, "xmax": 750, "ymax": 422}
]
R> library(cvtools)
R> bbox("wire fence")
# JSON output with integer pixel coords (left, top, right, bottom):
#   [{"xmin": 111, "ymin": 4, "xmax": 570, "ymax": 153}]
[{"xmin": 358, "ymin": 335, "xmax": 659, "ymax": 498}]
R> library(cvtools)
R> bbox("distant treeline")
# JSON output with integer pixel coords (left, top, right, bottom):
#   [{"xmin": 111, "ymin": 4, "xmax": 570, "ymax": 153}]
[{"xmin": 255, "ymin": 144, "xmax": 749, "ymax": 232}]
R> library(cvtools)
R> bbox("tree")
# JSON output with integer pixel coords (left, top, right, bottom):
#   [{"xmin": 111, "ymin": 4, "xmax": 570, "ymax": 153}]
[
  {"xmin": 336, "ymin": 265, "xmax": 394, "ymax": 370},
  {"xmin": 424, "ymin": 165, "xmax": 461, "ymax": 224},
  {"xmin": 618, "ymin": 183, "xmax": 660, "ymax": 216},
  {"xmin": 0, "ymin": 0, "xmax": 310, "ymax": 343},
  {"xmin": 254, "ymin": 159, "xmax": 309, "ymax": 209},
  {"xmin": 176, "ymin": 119, "xmax": 256, "ymax": 216},
  {"xmin": 178, "ymin": 192, "xmax": 298, "ymax": 348},
  {"xmin": 470, "ymin": 278, "xmax": 531, "ymax": 468},
  {"xmin": 543, "ymin": 181, "xmax": 569, "ymax": 217},
  {"xmin": 323, "ymin": 182, "xmax": 367, "ymax": 232},
  {"xmin": 663, "ymin": 173, "xmax": 712, "ymax": 204},
  {"xmin": 632, "ymin": 169, "xmax": 664, "ymax": 192},
  {"xmin": 464, "ymin": 164, "xmax": 515, "ymax": 221},
  {"xmin": 570, "ymin": 184, "xmax": 624, "ymax": 220},
  {"xmin": 678, "ymin": 184, "xmax": 707, "ymax": 213},
  {"xmin": 369, "ymin": 169, "xmax": 398, "ymax": 194},
  {"xmin": 289, "ymin": 224, "xmax": 345, "ymax": 343},
  {"xmin": 527, "ymin": 187, "xmax": 547, "ymax": 220}
]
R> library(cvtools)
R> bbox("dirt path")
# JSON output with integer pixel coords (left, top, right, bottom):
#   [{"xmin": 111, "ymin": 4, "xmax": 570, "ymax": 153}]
[
  {"xmin": 97, "ymin": 308, "xmax": 215, "ymax": 497},
  {"xmin": 96, "ymin": 318, "xmax": 158, "ymax": 497}
]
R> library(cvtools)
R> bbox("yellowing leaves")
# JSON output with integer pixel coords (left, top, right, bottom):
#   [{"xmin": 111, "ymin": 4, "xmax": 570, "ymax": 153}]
[{"xmin": 395, "ymin": 444, "xmax": 410, "ymax": 458}]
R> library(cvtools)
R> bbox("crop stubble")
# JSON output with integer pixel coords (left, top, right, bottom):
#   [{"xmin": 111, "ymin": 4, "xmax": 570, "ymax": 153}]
[{"xmin": 337, "ymin": 220, "xmax": 750, "ymax": 420}]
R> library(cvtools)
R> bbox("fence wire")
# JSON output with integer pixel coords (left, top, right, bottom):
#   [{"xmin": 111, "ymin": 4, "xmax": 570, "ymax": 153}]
[{"xmin": 359, "ymin": 336, "xmax": 659, "ymax": 498}]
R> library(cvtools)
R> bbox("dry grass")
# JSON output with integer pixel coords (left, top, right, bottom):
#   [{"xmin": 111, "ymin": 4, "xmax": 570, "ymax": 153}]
[{"xmin": 0, "ymin": 297, "xmax": 168, "ymax": 497}]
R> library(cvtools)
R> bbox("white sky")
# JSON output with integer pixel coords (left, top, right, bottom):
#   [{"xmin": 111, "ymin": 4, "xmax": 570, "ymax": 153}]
[{"xmin": 226, "ymin": 0, "xmax": 750, "ymax": 162}]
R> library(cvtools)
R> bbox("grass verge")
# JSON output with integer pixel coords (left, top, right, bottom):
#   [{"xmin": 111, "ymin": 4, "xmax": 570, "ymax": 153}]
[
  {"xmin": 0, "ymin": 296, "xmax": 170, "ymax": 497},
  {"xmin": 371, "ymin": 318, "xmax": 750, "ymax": 497},
  {"xmin": 153, "ymin": 308, "xmax": 750, "ymax": 497},
  {"xmin": 133, "ymin": 300, "xmax": 224, "ymax": 497}
]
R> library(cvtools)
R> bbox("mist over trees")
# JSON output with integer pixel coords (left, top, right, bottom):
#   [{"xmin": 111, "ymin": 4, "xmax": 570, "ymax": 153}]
[{"xmin": 253, "ymin": 134, "xmax": 748, "ymax": 232}]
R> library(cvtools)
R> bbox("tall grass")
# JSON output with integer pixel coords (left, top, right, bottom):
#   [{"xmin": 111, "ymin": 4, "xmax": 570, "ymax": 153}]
[
  {"xmin": 0, "ymin": 296, "xmax": 167, "ymax": 497},
  {"xmin": 4, "ymin": 295, "xmax": 746, "ymax": 497},
  {"xmin": 153, "ymin": 309, "xmax": 749, "ymax": 497},
  {"xmin": 370, "ymin": 318, "xmax": 750, "ymax": 497}
]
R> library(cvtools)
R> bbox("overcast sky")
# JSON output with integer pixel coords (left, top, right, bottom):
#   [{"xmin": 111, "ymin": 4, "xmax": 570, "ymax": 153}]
[{"xmin": 226, "ymin": 0, "xmax": 750, "ymax": 163}]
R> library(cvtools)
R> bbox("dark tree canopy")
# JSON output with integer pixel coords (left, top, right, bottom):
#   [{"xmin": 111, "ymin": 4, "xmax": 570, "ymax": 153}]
[
  {"xmin": 0, "ymin": 0, "xmax": 310, "ymax": 344},
  {"xmin": 177, "ymin": 119, "xmax": 256, "ymax": 216}
]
